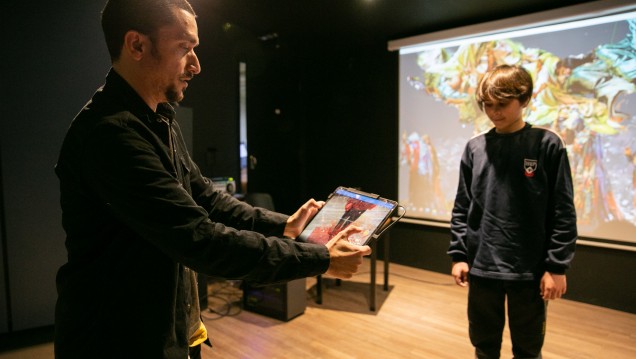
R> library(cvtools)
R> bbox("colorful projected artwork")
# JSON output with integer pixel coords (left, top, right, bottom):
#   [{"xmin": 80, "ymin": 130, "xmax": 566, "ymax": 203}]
[{"xmin": 399, "ymin": 15, "xmax": 636, "ymax": 243}]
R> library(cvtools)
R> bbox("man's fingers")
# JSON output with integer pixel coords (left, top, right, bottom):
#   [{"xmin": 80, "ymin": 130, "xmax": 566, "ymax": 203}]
[
  {"xmin": 339, "ymin": 225, "xmax": 363, "ymax": 238},
  {"xmin": 323, "ymin": 226, "xmax": 373, "ymax": 279},
  {"xmin": 358, "ymin": 244, "xmax": 372, "ymax": 256},
  {"xmin": 326, "ymin": 225, "xmax": 363, "ymax": 247}
]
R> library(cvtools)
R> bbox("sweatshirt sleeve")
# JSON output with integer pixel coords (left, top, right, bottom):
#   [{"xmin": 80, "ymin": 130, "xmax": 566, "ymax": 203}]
[
  {"xmin": 544, "ymin": 142, "xmax": 578, "ymax": 274},
  {"xmin": 448, "ymin": 143, "xmax": 472, "ymax": 263}
]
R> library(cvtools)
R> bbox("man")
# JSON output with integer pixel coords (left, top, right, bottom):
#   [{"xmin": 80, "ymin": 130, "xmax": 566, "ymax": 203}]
[{"xmin": 54, "ymin": 1, "xmax": 371, "ymax": 358}]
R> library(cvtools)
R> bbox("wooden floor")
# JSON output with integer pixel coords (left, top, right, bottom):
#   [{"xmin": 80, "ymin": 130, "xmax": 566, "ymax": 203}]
[
  {"xmin": 1, "ymin": 259, "xmax": 635, "ymax": 358},
  {"xmin": 198, "ymin": 260, "xmax": 636, "ymax": 359}
]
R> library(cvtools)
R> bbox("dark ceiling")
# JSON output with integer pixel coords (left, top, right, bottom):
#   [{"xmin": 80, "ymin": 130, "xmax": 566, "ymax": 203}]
[{"xmin": 192, "ymin": 0, "xmax": 598, "ymax": 48}]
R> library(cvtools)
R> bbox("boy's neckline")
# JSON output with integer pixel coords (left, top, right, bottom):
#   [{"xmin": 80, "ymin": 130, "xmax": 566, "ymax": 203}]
[{"xmin": 491, "ymin": 122, "xmax": 531, "ymax": 136}]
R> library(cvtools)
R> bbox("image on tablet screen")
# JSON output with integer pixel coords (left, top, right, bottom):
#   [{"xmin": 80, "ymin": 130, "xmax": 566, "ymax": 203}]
[{"xmin": 298, "ymin": 188, "xmax": 395, "ymax": 245}]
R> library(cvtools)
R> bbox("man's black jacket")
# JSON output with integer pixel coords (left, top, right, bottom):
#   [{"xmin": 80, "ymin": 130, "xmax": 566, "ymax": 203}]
[{"xmin": 54, "ymin": 69, "xmax": 329, "ymax": 358}]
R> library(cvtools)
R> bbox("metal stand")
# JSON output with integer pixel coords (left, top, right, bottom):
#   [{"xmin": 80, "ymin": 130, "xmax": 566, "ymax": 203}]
[{"xmin": 315, "ymin": 230, "xmax": 391, "ymax": 311}]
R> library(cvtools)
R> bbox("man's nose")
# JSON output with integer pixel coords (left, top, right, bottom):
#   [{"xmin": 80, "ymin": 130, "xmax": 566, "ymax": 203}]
[{"xmin": 188, "ymin": 51, "xmax": 201, "ymax": 75}]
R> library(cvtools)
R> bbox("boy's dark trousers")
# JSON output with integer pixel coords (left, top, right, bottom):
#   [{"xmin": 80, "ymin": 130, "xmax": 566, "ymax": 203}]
[{"xmin": 468, "ymin": 276, "xmax": 546, "ymax": 359}]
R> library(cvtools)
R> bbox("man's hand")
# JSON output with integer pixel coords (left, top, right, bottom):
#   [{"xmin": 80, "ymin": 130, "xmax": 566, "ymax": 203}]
[
  {"xmin": 324, "ymin": 226, "xmax": 372, "ymax": 279},
  {"xmin": 451, "ymin": 261, "xmax": 469, "ymax": 287},
  {"xmin": 283, "ymin": 199, "xmax": 325, "ymax": 238},
  {"xmin": 541, "ymin": 272, "xmax": 567, "ymax": 300}
]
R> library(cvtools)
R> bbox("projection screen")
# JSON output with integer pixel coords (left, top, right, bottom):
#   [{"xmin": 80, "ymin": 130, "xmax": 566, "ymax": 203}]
[{"xmin": 389, "ymin": 0, "xmax": 636, "ymax": 246}]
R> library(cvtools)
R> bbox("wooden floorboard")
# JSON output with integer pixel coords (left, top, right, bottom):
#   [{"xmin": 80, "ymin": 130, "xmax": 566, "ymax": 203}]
[
  {"xmin": 0, "ymin": 259, "xmax": 634, "ymax": 358},
  {"xmin": 200, "ymin": 259, "xmax": 636, "ymax": 359}
]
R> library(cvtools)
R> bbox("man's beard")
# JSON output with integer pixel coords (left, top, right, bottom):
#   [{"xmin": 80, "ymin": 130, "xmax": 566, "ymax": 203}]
[
  {"xmin": 165, "ymin": 86, "xmax": 183, "ymax": 103},
  {"xmin": 165, "ymin": 72, "xmax": 194, "ymax": 103}
]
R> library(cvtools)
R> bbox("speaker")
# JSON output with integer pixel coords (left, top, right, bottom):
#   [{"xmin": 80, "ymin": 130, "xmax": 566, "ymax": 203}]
[{"xmin": 243, "ymin": 278, "xmax": 307, "ymax": 321}]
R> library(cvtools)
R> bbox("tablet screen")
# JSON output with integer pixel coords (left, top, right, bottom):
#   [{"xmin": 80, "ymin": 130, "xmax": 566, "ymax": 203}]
[{"xmin": 297, "ymin": 187, "xmax": 397, "ymax": 246}]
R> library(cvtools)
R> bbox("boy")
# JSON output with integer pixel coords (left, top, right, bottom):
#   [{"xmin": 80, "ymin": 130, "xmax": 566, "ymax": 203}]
[{"xmin": 447, "ymin": 64, "xmax": 577, "ymax": 359}]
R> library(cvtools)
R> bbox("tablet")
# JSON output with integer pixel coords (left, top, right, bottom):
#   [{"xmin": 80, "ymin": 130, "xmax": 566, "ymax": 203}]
[{"xmin": 297, "ymin": 187, "xmax": 399, "ymax": 246}]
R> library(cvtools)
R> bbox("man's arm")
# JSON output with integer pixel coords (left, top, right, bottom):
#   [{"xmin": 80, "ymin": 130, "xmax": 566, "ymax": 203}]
[{"xmin": 84, "ymin": 120, "xmax": 329, "ymax": 284}]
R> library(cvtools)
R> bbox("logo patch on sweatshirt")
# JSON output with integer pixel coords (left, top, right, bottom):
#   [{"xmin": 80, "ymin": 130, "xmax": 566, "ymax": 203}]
[{"xmin": 524, "ymin": 159, "xmax": 537, "ymax": 177}]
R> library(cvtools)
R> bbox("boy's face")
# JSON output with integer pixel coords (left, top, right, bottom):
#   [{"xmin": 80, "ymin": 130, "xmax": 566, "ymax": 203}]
[{"xmin": 483, "ymin": 98, "xmax": 526, "ymax": 134}]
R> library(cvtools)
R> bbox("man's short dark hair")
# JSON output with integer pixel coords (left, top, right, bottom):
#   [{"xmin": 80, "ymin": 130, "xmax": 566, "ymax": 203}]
[{"xmin": 101, "ymin": 0, "xmax": 196, "ymax": 62}]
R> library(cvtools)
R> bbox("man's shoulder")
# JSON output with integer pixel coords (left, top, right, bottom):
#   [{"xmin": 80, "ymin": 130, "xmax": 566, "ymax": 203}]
[
  {"xmin": 74, "ymin": 92, "xmax": 145, "ymax": 130},
  {"xmin": 63, "ymin": 98, "xmax": 150, "ymax": 156},
  {"xmin": 78, "ymin": 77, "xmax": 154, "ymax": 124}
]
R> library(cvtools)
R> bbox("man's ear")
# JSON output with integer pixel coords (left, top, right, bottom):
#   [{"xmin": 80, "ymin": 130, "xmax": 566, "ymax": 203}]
[{"xmin": 123, "ymin": 30, "xmax": 146, "ymax": 60}]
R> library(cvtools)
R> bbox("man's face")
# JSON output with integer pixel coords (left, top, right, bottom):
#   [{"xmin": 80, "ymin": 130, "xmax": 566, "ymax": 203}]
[
  {"xmin": 483, "ymin": 98, "xmax": 526, "ymax": 134},
  {"xmin": 146, "ymin": 8, "xmax": 201, "ymax": 103}
]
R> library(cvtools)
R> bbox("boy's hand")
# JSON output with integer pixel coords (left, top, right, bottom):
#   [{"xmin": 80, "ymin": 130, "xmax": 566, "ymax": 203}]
[
  {"xmin": 541, "ymin": 272, "xmax": 567, "ymax": 300},
  {"xmin": 451, "ymin": 261, "xmax": 470, "ymax": 287}
]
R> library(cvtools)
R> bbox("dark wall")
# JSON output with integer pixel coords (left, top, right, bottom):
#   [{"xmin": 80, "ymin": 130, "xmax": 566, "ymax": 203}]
[
  {"xmin": 1, "ymin": 1, "xmax": 110, "ymax": 332},
  {"xmin": 297, "ymin": 44, "xmax": 399, "ymax": 202}
]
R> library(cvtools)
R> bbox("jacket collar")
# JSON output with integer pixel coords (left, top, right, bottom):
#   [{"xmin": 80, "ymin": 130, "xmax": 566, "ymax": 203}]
[{"xmin": 103, "ymin": 68, "xmax": 176, "ymax": 124}]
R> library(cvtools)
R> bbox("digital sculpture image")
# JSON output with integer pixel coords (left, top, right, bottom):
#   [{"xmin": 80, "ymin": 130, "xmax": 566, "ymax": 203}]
[
  {"xmin": 299, "ymin": 191, "xmax": 394, "ymax": 246},
  {"xmin": 399, "ymin": 16, "xmax": 636, "ymax": 243}
]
